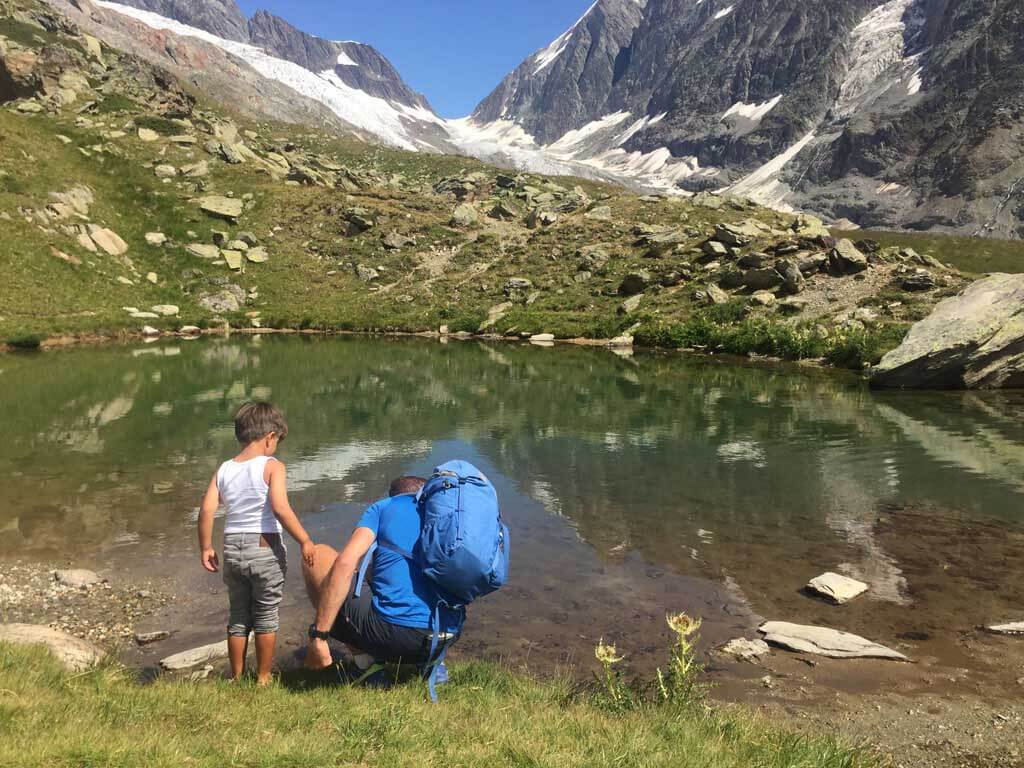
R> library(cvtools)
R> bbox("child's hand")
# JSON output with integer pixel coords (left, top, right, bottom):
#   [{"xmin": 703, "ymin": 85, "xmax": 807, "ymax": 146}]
[
  {"xmin": 301, "ymin": 540, "xmax": 316, "ymax": 568},
  {"xmin": 200, "ymin": 548, "xmax": 220, "ymax": 573}
]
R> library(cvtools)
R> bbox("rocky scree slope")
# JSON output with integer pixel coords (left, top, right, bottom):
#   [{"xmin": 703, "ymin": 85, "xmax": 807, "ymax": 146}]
[
  {"xmin": 0, "ymin": 0, "xmax": 982, "ymax": 373},
  {"xmin": 469, "ymin": 0, "xmax": 1024, "ymax": 239}
]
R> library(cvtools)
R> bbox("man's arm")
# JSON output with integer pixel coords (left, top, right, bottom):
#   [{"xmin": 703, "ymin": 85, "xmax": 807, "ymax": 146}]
[
  {"xmin": 314, "ymin": 527, "xmax": 376, "ymax": 632},
  {"xmin": 198, "ymin": 473, "xmax": 220, "ymax": 572},
  {"xmin": 266, "ymin": 461, "xmax": 316, "ymax": 567}
]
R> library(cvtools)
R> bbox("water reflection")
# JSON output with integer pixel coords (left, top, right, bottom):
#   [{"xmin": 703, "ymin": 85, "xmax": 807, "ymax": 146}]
[{"xmin": 2, "ymin": 337, "xmax": 1023, "ymax": 667}]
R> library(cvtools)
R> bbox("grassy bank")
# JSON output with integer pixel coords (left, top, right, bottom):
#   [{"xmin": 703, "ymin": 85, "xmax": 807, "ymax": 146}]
[{"xmin": 0, "ymin": 644, "xmax": 873, "ymax": 768}]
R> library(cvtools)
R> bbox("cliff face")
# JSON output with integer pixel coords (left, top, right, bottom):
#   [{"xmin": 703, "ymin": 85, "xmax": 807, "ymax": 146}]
[
  {"xmin": 470, "ymin": 0, "xmax": 1024, "ymax": 237},
  {"xmin": 107, "ymin": 0, "xmax": 249, "ymax": 41}
]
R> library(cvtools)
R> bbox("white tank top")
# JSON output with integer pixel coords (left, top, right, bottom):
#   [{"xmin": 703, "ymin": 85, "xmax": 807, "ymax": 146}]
[{"xmin": 217, "ymin": 456, "xmax": 282, "ymax": 535}]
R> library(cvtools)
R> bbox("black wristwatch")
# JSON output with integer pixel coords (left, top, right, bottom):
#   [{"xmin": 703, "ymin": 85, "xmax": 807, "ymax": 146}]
[{"xmin": 308, "ymin": 623, "xmax": 331, "ymax": 641}]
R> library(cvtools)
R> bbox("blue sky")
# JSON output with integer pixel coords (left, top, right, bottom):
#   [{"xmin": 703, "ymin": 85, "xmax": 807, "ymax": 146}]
[{"xmin": 236, "ymin": 0, "xmax": 594, "ymax": 117}]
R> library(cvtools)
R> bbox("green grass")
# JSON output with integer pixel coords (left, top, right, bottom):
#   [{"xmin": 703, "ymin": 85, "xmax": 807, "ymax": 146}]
[
  {"xmin": 635, "ymin": 314, "xmax": 908, "ymax": 369},
  {"xmin": 0, "ymin": 644, "xmax": 875, "ymax": 768},
  {"xmin": 833, "ymin": 228, "xmax": 1024, "ymax": 275}
]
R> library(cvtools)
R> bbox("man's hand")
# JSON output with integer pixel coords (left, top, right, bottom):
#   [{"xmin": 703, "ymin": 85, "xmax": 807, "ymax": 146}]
[
  {"xmin": 301, "ymin": 539, "xmax": 316, "ymax": 568},
  {"xmin": 305, "ymin": 638, "xmax": 332, "ymax": 670},
  {"xmin": 200, "ymin": 548, "xmax": 219, "ymax": 573}
]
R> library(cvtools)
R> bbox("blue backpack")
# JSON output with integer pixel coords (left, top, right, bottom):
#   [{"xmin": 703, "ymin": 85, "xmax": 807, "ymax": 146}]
[{"xmin": 418, "ymin": 460, "xmax": 510, "ymax": 604}]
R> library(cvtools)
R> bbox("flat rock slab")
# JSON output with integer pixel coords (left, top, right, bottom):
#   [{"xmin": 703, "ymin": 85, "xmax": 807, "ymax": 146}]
[
  {"xmin": 759, "ymin": 621, "xmax": 908, "ymax": 661},
  {"xmin": 987, "ymin": 622, "xmax": 1024, "ymax": 635},
  {"xmin": 807, "ymin": 572, "xmax": 868, "ymax": 604},
  {"xmin": 160, "ymin": 639, "xmax": 232, "ymax": 671},
  {"xmin": 54, "ymin": 569, "xmax": 103, "ymax": 588},
  {"xmin": 198, "ymin": 195, "xmax": 244, "ymax": 222},
  {"xmin": 0, "ymin": 624, "xmax": 105, "ymax": 671},
  {"xmin": 135, "ymin": 631, "xmax": 171, "ymax": 646},
  {"xmin": 718, "ymin": 638, "xmax": 771, "ymax": 662}
]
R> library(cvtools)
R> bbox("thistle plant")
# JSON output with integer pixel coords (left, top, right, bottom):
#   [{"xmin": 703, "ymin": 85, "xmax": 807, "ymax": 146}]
[
  {"xmin": 657, "ymin": 612, "xmax": 705, "ymax": 706},
  {"xmin": 593, "ymin": 638, "xmax": 630, "ymax": 712}
]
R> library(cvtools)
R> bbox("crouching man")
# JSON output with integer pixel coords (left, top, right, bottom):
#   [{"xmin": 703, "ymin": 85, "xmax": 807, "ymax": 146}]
[{"xmin": 303, "ymin": 476, "xmax": 461, "ymax": 675}]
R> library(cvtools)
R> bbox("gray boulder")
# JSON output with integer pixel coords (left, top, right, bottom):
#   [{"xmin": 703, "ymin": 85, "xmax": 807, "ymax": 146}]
[
  {"xmin": 775, "ymin": 259, "xmax": 805, "ymax": 295},
  {"xmin": 829, "ymin": 239, "xmax": 868, "ymax": 274},
  {"xmin": 872, "ymin": 273, "xmax": 1024, "ymax": 389},
  {"xmin": 743, "ymin": 267, "xmax": 783, "ymax": 291},
  {"xmin": 619, "ymin": 271, "xmax": 652, "ymax": 296},
  {"xmin": 0, "ymin": 624, "xmax": 105, "ymax": 671},
  {"xmin": 450, "ymin": 203, "xmax": 478, "ymax": 228},
  {"xmin": 355, "ymin": 265, "xmax": 380, "ymax": 282},
  {"xmin": 901, "ymin": 271, "xmax": 937, "ymax": 292},
  {"xmin": 54, "ymin": 569, "xmax": 103, "ymax": 588}
]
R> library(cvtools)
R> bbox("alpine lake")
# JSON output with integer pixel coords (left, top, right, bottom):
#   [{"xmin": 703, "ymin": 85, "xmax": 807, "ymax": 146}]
[{"xmin": 2, "ymin": 334, "xmax": 1023, "ymax": 706}]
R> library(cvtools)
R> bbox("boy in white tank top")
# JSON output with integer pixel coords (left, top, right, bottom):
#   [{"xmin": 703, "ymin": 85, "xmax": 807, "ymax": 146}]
[{"xmin": 197, "ymin": 401, "xmax": 316, "ymax": 684}]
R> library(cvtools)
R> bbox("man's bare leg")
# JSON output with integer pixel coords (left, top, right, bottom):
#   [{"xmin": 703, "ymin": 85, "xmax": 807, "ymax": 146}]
[{"xmin": 303, "ymin": 543, "xmax": 339, "ymax": 610}]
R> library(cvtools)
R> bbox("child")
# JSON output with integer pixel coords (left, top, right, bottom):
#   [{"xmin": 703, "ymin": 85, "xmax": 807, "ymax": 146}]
[{"xmin": 198, "ymin": 401, "xmax": 316, "ymax": 685}]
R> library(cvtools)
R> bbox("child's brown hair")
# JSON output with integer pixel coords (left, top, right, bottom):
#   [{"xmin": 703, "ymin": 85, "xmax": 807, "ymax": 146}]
[{"xmin": 234, "ymin": 401, "xmax": 288, "ymax": 444}]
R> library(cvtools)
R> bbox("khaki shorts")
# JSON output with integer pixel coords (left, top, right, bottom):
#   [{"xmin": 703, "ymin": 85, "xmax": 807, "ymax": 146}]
[{"xmin": 223, "ymin": 532, "xmax": 287, "ymax": 636}]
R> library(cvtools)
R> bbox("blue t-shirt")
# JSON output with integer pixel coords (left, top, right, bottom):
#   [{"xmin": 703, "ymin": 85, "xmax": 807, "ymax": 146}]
[{"xmin": 357, "ymin": 494, "xmax": 460, "ymax": 634}]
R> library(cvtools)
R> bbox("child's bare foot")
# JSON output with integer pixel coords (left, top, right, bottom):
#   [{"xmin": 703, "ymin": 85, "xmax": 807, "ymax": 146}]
[{"xmin": 256, "ymin": 675, "xmax": 273, "ymax": 687}]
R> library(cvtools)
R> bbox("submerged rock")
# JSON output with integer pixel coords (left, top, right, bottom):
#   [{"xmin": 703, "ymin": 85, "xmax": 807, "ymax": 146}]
[
  {"xmin": 759, "ymin": 621, "xmax": 908, "ymax": 661},
  {"xmin": 0, "ymin": 624, "xmax": 105, "ymax": 672},
  {"xmin": 807, "ymin": 572, "xmax": 868, "ymax": 604},
  {"xmin": 159, "ymin": 639, "xmax": 232, "ymax": 671},
  {"xmin": 718, "ymin": 638, "xmax": 771, "ymax": 662},
  {"xmin": 872, "ymin": 273, "xmax": 1024, "ymax": 389}
]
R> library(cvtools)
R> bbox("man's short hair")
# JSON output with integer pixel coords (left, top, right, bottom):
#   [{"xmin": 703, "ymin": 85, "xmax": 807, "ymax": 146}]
[
  {"xmin": 234, "ymin": 401, "xmax": 288, "ymax": 445},
  {"xmin": 389, "ymin": 476, "xmax": 426, "ymax": 497}
]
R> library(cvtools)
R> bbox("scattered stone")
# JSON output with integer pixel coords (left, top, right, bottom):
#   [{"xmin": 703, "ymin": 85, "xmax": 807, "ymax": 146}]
[
  {"xmin": 705, "ymin": 283, "xmax": 730, "ymax": 306},
  {"xmin": 135, "ymin": 631, "xmax": 171, "ymax": 646},
  {"xmin": 619, "ymin": 294, "xmax": 643, "ymax": 315},
  {"xmin": 715, "ymin": 220, "xmax": 764, "ymax": 246},
  {"xmin": 750, "ymin": 290, "xmax": 776, "ymax": 307},
  {"xmin": 505, "ymin": 277, "xmax": 533, "ymax": 296},
  {"xmin": 718, "ymin": 638, "xmax": 771, "ymax": 663},
  {"xmin": 145, "ymin": 232, "xmax": 167, "ymax": 246},
  {"xmin": 739, "ymin": 252, "xmax": 769, "ymax": 269},
  {"xmin": 901, "ymin": 271, "xmax": 937, "ymax": 292},
  {"xmin": 236, "ymin": 232, "xmax": 258, "ymax": 247},
  {"xmin": 759, "ymin": 621, "xmax": 908, "ymax": 661},
  {"xmin": 222, "ymin": 250, "xmax": 243, "ymax": 271},
  {"xmin": 872, "ymin": 273, "xmax": 1024, "ymax": 389},
  {"xmin": 585, "ymin": 205, "xmax": 612, "ymax": 221},
  {"xmin": 829, "ymin": 239, "xmax": 868, "ymax": 274},
  {"xmin": 154, "ymin": 164, "xmax": 177, "ymax": 179},
  {"xmin": 343, "ymin": 208, "xmax": 375, "ymax": 235},
  {"xmin": 187, "ymin": 243, "xmax": 220, "ymax": 260},
  {"xmin": 181, "ymin": 160, "xmax": 209, "ymax": 178},
  {"xmin": 54, "ymin": 569, "xmax": 102, "ymax": 588},
  {"xmin": 137, "ymin": 128, "xmax": 160, "ymax": 142},
  {"xmin": 245, "ymin": 247, "xmax": 269, "ymax": 264},
  {"xmin": 489, "ymin": 199, "xmax": 521, "ymax": 221},
  {"xmin": 778, "ymin": 297, "xmax": 808, "ymax": 314},
  {"xmin": 807, "ymin": 572, "xmax": 869, "ymax": 604},
  {"xmin": 382, "ymin": 232, "xmax": 415, "ymax": 251},
  {"xmin": 702, "ymin": 240, "xmax": 730, "ymax": 258},
  {"xmin": 775, "ymin": 259, "xmax": 805, "ymax": 295},
  {"xmin": 450, "ymin": 203, "xmax": 478, "ymax": 228},
  {"xmin": 142, "ymin": 326, "xmax": 160, "ymax": 337},
  {"xmin": 355, "ymin": 264, "xmax": 379, "ymax": 282},
  {"xmin": 117, "ymin": 276, "xmax": 135, "ymax": 286},
  {"xmin": 530, "ymin": 333, "xmax": 555, "ymax": 342},
  {"xmin": 743, "ymin": 267, "xmax": 783, "ymax": 291},
  {"xmin": 198, "ymin": 289, "xmax": 242, "ymax": 313},
  {"xmin": 619, "ymin": 271, "xmax": 653, "ymax": 296},
  {"xmin": 89, "ymin": 227, "xmax": 128, "ymax": 257},
  {"xmin": 0, "ymin": 624, "xmax": 105, "ymax": 672},
  {"xmin": 225, "ymin": 239, "xmax": 249, "ymax": 252},
  {"xmin": 146, "ymin": 272, "xmax": 159, "ymax": 284},
  {"xmin": 151, "ymin": 305, "xmax": 180, "ymax": 317},
  {"xmin": 793, "ymin": 213, "xmax": 830, "ymax": 239},
  {"xmin": 198, "ymin": 195, "xmax": 244, "ymax": 222},
  {"xmin": 180, "ymin": 326, "xmax": 202, "ymax": 336}
]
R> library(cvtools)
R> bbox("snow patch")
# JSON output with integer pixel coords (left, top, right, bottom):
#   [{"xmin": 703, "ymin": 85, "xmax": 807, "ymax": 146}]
[
  {"xmin": 725, "ymin": 130, "xmax": 817, "ymax": 209},
  {"xmin": 96, "ymin": 0, "xmax": 427, "ymax": 151},
  {"xmin": 532, "ymin": 0, "xmax": 599, "ymax": 74},
  {"xmin": 546, "ymin": 111, "xmax": 633, "ymax": 153},
  {"xmin": 336, "ymin": 50, "xmax": 358, "ymax": 67},
  {"xmin": 722, "ymin": 95, "xmax": 782, "ymax": 124},
  {"xmin": 713, "ymin": 5, "xmax": 735, "ymax": 20},
  {"xmin": 837, "ymin": 0, "xmax": 924, "ymax": 117}
]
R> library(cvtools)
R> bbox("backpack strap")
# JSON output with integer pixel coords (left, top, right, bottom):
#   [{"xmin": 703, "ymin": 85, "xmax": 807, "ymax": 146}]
[
  {"xmin": 422, "ymin": 599, "xmax": 464, "ymax": 703},
  {"xmin": 353, "ymin": 541, "xmax": 377, "ymax": 598}
]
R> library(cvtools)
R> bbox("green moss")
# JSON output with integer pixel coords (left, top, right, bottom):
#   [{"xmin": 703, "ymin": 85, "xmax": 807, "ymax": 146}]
[{"xmin": 133, "ymin": 115, "xmax": 184, "ymax": 136}]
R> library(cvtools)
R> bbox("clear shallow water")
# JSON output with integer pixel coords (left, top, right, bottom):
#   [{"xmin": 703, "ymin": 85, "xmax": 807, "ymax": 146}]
[{"xmin": 2, "ymin": 336, "xmax": 1023, "ymax": 671}]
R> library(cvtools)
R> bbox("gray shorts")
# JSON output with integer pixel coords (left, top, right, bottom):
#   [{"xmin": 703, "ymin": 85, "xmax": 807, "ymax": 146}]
[{"xmin": 223, "ymin": 532, "xmax": 287, "ymax": 636}]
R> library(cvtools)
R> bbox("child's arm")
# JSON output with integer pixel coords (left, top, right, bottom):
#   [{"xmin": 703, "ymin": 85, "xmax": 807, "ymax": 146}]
[
  {"xmin": 266, "ymin": 461, "xmax": 316, "ymax": 567},
  {"xmin": 198, "ymin": 473, "xmax": 220, "ymax": 573}
]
